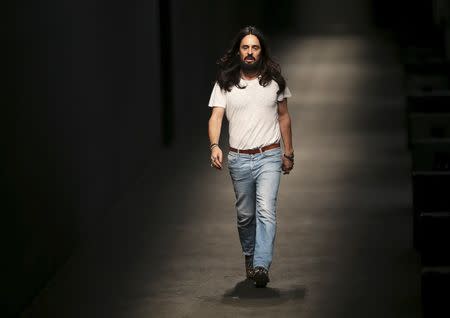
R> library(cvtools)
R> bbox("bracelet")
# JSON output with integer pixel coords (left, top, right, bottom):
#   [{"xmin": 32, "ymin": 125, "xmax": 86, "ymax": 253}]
[
  {"xmin": 210, "ymin": 143, "xmax": 219, "ymax": 150},
  {"xmin": 284, "ymin": 153, "xmax": 294, "ymax": 162}
]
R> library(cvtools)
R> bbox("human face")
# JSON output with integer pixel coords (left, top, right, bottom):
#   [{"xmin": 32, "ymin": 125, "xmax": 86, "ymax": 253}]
[{"xmin": 238, "ymin": 34, "xmax": 261, "ymax": 65}]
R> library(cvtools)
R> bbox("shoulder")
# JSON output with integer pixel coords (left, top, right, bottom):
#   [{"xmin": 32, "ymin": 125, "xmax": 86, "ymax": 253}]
[
  {"xmin": 213, "ymin": 81, "xmax": 236, "ymax": 94},
  {"xmin": 261, "ymin": 79, "xmax": 281, "ymax": 92},
  {"xmin": 211, "ymin": 82, "xmax": 226, "ymax": 93}
]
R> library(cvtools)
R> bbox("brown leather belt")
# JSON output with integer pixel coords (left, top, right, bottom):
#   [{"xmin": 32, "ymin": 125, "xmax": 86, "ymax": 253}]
[{"xmin": 229, "ymin": 143, "xmax": 280, "ymax": 154}]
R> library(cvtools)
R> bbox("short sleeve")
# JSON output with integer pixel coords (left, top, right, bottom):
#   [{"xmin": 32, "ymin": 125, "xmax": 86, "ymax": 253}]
[
  {"xmin": 277, "ymin": 86, "xmax": 292, "ymax": 102},
  {"xmin": 208, "ymin": 82, "xmax": 227, "ymax": 108}
]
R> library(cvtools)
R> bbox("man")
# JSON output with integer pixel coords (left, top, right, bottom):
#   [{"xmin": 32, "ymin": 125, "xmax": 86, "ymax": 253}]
[{"xmin": 207, "ymin": 26, "xmax": 294, "ymax": 288}]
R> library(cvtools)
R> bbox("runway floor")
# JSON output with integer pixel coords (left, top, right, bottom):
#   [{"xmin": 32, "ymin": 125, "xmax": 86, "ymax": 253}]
[{"xmin": 22, "ymin": 33, "xmax": 422, "ymax": 317}]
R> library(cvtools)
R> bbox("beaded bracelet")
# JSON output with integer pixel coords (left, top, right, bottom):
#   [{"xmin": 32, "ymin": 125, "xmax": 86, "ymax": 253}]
[{"xmin": 283, "ymin": 153, "xmax": 294, "ymax": 162}]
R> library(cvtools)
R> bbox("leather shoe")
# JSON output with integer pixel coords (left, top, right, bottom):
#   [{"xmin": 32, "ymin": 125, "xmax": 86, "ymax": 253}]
[{"xmin": 253, "ymin": 266, "xmax": 270, "ymax": 287}]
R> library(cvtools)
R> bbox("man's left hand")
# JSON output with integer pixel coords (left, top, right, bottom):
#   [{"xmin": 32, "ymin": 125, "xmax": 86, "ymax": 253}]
[{"xmin": 281, "ymin": 156, "xmax": 294, "ymax": 175}]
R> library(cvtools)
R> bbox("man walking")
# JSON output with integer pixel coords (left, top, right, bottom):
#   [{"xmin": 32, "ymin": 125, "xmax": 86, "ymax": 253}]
[{"xmin": 208, "ymin": 26, "xmax": 294, "ymax": 287}]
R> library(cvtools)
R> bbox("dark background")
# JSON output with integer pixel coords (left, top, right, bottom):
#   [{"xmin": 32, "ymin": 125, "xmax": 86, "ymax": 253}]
[{"xmin": 4, "ymin": 0, "xmax": 449, "ymax": 316}]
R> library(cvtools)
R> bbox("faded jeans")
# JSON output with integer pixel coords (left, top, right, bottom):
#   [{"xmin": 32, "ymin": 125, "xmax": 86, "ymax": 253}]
[{"xmin": 227, "ymin": 147, "xmax": 282, "ymax": 270}]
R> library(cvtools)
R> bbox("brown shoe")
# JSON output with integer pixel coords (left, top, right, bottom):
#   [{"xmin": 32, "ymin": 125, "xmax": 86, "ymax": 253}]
[{"xmin": 245, "ymin": 255, "xmax": 254, "ymax": 280}]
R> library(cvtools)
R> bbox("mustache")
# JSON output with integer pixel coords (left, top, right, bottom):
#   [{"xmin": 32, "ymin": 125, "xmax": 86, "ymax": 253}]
[{"xmin": 244, "ymin": 54, "xmax": 255, "ymax": 60}]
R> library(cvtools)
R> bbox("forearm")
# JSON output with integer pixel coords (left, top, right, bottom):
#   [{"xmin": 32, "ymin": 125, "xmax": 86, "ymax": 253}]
[
  {"xmin": 208, "ymin": 116, "xmax": 223, "ymax": 145},
  {"xmin": 279, "ymin": 114, "xmax": 293, "ymax": 154}
]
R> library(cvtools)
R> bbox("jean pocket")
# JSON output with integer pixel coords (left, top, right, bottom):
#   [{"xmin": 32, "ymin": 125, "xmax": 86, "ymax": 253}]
[{"xmin": 227, "ymin": 152, "xmax": 239, "ymax": 165}]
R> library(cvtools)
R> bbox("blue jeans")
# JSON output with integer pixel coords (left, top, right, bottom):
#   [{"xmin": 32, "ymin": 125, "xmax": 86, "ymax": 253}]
[{"xmin": 227, "ymin": 147, "xmax": 282, "ymax": 270}]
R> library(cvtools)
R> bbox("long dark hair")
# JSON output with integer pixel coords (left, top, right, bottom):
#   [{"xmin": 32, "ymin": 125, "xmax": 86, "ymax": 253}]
[{"xmin": 215, "ymin": 26, "xmax": 286, "ymax": 95}]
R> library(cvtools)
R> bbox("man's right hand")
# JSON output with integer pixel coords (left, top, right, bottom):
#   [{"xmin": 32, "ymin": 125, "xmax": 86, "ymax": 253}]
[{"xmin": 210, "ymin": 147, "xmax": 223, "ymax": 170}]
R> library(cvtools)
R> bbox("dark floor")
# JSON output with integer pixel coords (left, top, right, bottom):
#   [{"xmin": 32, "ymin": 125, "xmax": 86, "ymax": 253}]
[{"xmin": 22, "ymin": 33, "xmax": 422, "ymax": 317}]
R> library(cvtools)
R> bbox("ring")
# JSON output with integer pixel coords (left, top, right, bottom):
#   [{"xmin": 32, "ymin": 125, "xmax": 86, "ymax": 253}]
[{"xmin": 210, "ymin": 163, "xmax": 214, "ymax": 168}]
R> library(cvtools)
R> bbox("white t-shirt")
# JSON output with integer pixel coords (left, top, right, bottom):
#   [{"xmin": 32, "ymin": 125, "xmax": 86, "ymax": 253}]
[{"xmin": 208, "ymin": 77, "xmax": 292, "ymax": 150}]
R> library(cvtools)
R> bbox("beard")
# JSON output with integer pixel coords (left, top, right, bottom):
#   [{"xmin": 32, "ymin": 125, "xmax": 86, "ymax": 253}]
[{"xmin": 240, "ymin": 57, "xmax": 262, "ymax": 74}]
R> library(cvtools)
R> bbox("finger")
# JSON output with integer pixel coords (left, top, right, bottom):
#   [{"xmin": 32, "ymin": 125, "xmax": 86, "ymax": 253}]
[
  {"xmin": 212, "ymin": 158, "xmax": 222, "ymax": 170},
  {"xmin": 212, "ymin": 157, "xmax": 222, "ymax": 169}
]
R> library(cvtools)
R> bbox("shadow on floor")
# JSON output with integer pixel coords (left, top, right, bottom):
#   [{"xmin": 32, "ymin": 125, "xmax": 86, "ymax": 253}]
[{"xmin": 221, "ymin": 279, "xmax": 307, "ymax": 307}]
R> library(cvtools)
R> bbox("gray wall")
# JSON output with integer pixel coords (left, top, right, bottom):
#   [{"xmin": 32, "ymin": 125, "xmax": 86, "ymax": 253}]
[
  {"xmin": 8, "ymin": 0, "xmax": 161, "ymax": 315},
  {"xmin": 293, "ymin": 0, "xmax": 371, "ymax": 34}
]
